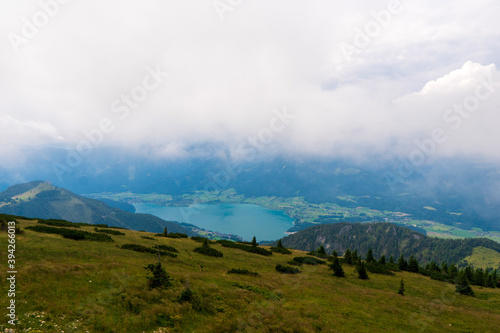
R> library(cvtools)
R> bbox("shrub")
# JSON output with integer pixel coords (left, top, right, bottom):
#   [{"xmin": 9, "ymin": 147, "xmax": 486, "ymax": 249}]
[
  {"xmin": 191, "ymin": 236, "xmax": 216, "ymax": 244},
  {"xmin": 156, "ymin": 244, "xmax": 178, "ymax": 253},
  {"xmin": 38, "ymin": 219, "xmax": 82, "ymax": 228},
  {"xmin": 140, "ymin": 236, "xmax": 155, "ymax": 240},
  {"xmin": 26, "ymin": 225, "xmax": 113, "ymax": 242},
  {"xmin": 365, "ymin": 262, "xmax": 394, "ymax": 275},
  {"xmin": 275, "ymin": 264, "xmax": 301, "ymax": 274},
  {"xmin": 94, "ymin": 228, "xmax": 125, "ymax": 236},
  {"xmin": 193, "ymin": 246, "xmax": 223, "ymax": 258},
  {"xmin": 120, "ymin": 244, "xmax": 177, "ymax": 258},
  {"xmin": 227, "ymin": 268, "xmax": 259, "ymax": 276},
  {"xmin": 291, "ymin": 256, "xmax": 326, "ymax": 266},
  {"xmin": 193, "ymin": 239, "xmax": 223, "ymax": 257},
  {"xmin": 167, "ymin": 232, "xmax": 188, "ymax": 238},
  {"xmin": 216, "ymin": 239, "xmax": 272, "ymax": 256}
]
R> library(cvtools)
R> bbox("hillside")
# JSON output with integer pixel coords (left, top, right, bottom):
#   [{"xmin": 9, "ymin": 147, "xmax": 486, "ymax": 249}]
[
  {"xmin": 1, "ymin": 217, "xmax": 499, "ymax": 332},
  {"xmin": 278, "ymin": 222, "xmax": 500, "ymax": 269},
  {"xmin": 0, "ymin": 181, "xmax": 194, "ymax": 235}
]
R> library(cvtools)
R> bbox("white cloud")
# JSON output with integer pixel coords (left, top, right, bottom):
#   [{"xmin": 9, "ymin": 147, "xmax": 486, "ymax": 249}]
[{"xmin": 0, "ymin": 0, "xmax": 499, "ymax": 164}]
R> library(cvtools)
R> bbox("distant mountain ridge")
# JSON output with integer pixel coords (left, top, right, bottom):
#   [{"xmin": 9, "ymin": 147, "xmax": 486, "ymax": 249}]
[
  {"xmin": 278, "ymin": 222, "xmax": 500, "ymax": 268},
  {"xmin": 0, "ymin": 181, "xmax": 195, "ymax": 235}
]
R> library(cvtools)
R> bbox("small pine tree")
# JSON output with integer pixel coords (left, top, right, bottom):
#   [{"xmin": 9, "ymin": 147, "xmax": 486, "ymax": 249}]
[
  {"xmin": 317, "ymin": 245, "xmax": 327, "ymax": 255},
  {"xmin": 366, "ymin": 248, "xmax": 375, "ymax": 263},
  {"xmin": 378, "ymin": 255, "xmax": 386, "ymax": 265},
  {"xmin": 398, "ymin": 254, "xmax": 407, "ymax": 271},
  {"xmin": 277, "ymin": 239, "xmax": 284, "ymax": 249},
  {"xmin": 474, "ymin": 268, "xmax": 485, "ymax": 287},
  {"xmin": 251, "ymin": 236, "xmax": 257, "ymax": 247},
  {"xmin": 491, "ymin": 270, "xmax": 498, "ymax": 288},
  {"xmin": 356, "ymin": 261, "xmax": 369, "ymax": 280},
  {"xmin": 408, "ymin": 255, "xmax": 419, "ymax": 273},
  {"xmin": 448, "ymin": 264, "xmax": 458, "ymax": 280},
  {"xmin": 163, "ymin": 227, "xmax": 168, "ymax": 236},
  {"xmin": 202, "ymin": 237, "xmax": 209, "ymax": 247},
  {"xmin": 464, "ymin": 266, "xmax": 474, "ymax": 282},
  {"xmin": 486, "ymin": 273, "xmax": 495, "ymax": 288},
  {"xmin": 456, "ymin": 271, "xmax": 474, "ymax": 296},
  {"xmin": 344, "ymin": 249, "xmax": 352, "ymax": 264},
  {"xmin": 332, "ymin": 250, "xmax": 338, "ymax": 258},
  {"xmin": 389, "ymin": 255, "xmax": 394, "ymax": 264},
  {"xmin": 145, "ymin": 263, "xmax": 173, "ymax": 289},
  {"xmin": 397, "ymin": 278, "xmax": 405, "ymax": 296},
  {"xmin": 330, "ymin": 257, "xmax": 345, "ymax": 277},
  {"xmin": 352, "ymin": 249, "xmax": 358, "ymax": 262}
]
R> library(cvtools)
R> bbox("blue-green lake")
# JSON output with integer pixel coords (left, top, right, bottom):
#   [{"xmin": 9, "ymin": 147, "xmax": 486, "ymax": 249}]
[{"xmin": 134, "ymin": 203, "xmax": 294, "ymax": 241}]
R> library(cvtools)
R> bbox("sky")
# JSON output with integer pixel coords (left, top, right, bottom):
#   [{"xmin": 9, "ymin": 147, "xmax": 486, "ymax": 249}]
[{"xmin": 1, "ymin": 0, "xmax": 500, "ymax": 167}]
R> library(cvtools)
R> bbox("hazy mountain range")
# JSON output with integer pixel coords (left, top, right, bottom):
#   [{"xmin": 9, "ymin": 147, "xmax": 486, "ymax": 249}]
[{"xmin": 1, "ymin": 146, "xmax": 499, "ymax": 231}]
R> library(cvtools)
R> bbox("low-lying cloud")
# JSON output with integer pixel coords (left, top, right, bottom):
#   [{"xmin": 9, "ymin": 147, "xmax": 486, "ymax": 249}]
[{"xmin": 1, "ymin": 0, "xmax": 500, "ymax": 168}]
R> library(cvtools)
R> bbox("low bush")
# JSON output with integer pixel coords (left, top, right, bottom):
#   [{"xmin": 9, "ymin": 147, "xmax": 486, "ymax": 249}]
[
  {"xmin": 156, "ymin": 245, "xmax": 178, "ymax": 253},
  {"xmin": 191, "ymin": 236, "xmax": 216, "ymax": 244},
  {"xmin": 94, "ymin": 228, "xmax": 125, "ymax": 236},
  {"xmin": 166, "ymin": 232, "xmax": 189, "ymax": 239},
  {"xmin": 140, "ymin": 236, "xmax": 155, "ymax": 240},
  {"xmin": 26, "ymin": 225, "xmax": 113, "ymax": 242},
  {"xmin": 275, "ymin": 264, "xmax": 301, "ymax": 274},
  {"xmin": 120, "ymin": 243, "xmax": 177, "ymax": 258},
  {"xmin": 193, "ymin": 246, "xmax": 223, "ymax": 258},
  {"xmin": 216, "ymin": 240, "xmax": 272, "ymax": 256},
  {"xmin": 291, "ymin": 257, "xmax": 326, "ymax": 266},
  {"xmin": 270, "ymin": 247, "xmax": 292, "ymax": 254},
  {"xmin": 227, "ymin": 268, "xmax": 259, "ymax": 276},
  {"xmin": 365, "ymin": 262, "xmax": 394, "ymax": 275},
  {"xmin": 38, "ymin": 219, "xmax": 82, "ymax": 228}
]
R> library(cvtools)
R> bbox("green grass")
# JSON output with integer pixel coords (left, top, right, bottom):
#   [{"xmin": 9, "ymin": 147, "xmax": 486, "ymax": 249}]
[
  {"xmin": 450, "ymin": 229, "xmax": 478, "ymax": 238},
  {"xmin": 1, "ymin": 219, "xmax": 499, "ymax": 332},
  {"xmin": 463, "ymin": 246, "xmax": 500, "ymax": 269}
]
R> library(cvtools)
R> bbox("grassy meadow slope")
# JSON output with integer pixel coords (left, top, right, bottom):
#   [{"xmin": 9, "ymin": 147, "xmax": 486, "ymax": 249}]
[{"xmin": 1, "ymin": 219, "xmax": 499, "ymax": 333}]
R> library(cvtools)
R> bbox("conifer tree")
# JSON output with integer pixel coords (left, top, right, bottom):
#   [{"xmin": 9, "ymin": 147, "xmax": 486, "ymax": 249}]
[
  {"xmin": 398, "ymin": 254, "xmax": 407, "ymax": 271},
  {"xmin": 389, "ymin": 255, "xmax": 394, "ymax": 264},
  {"xmin": 317, "ymin": 244, "xmax": 327, "ymax": 255},
  {"xmin": 456, "ymin": 271, "xmax": 474, "ymax": 296},
  {"xmin": 163, "ymin": 227, "xmax": 168, "ymax": 237},
  {"xmin": 408, "ymin": 255, "xmax": 419, "ymax": 273},
  {"xmin": 474, "ymin": 268, "xmax": 485, "ymax": 286},
  {"xmin": 352, "ymin": 249, "xmax": 358, "ymax": 262},
  {"xmin": 448, "ymin": 264, "xmax": 458, "ymax": 280},
  {"xmin": 378, "ymin": 255, "xmax": 386, "ymax": 265},
  {"xmin": 332, "ymin": 250, "xmax": 338, "ymax": 258},
  {"xmin": 344, "ymin": 249, "xmax": 352, "ymax": 265},
  {"xmin": 366, "ymin": 248, "xmax": 375, "ymax": 263},
  {"xmin": 277, "ymin": 239, "xmax": 284, "ymax": 249},
  {"xmin": 145, "ymin": 263, "xmax": 173, "ymax": 289},
  {"xmin": 397, "ymin": 278, "xmax": 405, "ymax": 296},
  {"xmin": 330, "ymin": 257, "xmax": 345, "ymax": 277},
  {"xmin": 251, "ymin": 236, "xmax": 257, "ymax": 247},
  {"xmin": 356, "ymin": 261, "xmax": 369, "ymax": 279},
  {"xmin": 492, "ymin": 270, "xmax": 498, "ymax": 288},
  {"xmin": 486, "ymin": 273, "xmax": 495, "ymax": 288}
]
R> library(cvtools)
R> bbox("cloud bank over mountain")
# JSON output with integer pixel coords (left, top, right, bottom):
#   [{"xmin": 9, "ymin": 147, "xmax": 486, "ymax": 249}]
[{"xmin": 1, "ymin": 0, "xmax": 500, "ymax": 166}]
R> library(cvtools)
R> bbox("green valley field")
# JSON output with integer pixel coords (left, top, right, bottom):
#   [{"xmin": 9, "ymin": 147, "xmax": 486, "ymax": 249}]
[{"xmin": 1, "ymin": 218, "xmax": 499, "ymax": 332}]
